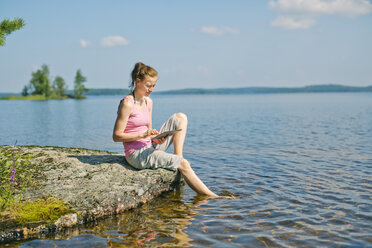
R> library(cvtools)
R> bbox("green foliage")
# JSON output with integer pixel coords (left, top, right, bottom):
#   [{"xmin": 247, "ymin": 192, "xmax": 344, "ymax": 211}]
[
  {"xmin": 53, "ymin": 76, "xmax": 67, "ymax": 97},
  {"xmin": 0, "ymin": 149, "xmax": 32, "ymax": 211},
  {"xmin": 0, "ymin": 17, "xmax": 25, "ymax": 46},
  {"xmin": 10, "ymin": 197, "xmax": 76, "ymax": 225},
  {"xmin": 29, "ymin": 64, "xmax": 52, "ymax": 97},
  {"xmin": 21, "ymin": 65, "xmax": 73, "ymax": 99},
  {"xmin": 74, "ymin": 69, "xmax": 88, "ymax": 98},
  {"xmin": 21, "ymin": 85, "xmax": 29, "ymax": 96}
]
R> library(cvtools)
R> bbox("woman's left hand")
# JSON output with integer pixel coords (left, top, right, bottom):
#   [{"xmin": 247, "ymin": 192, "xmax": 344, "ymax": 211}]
[{"xmin": 152, "ymin": 136, "xmax": 168, "ymax": 144}]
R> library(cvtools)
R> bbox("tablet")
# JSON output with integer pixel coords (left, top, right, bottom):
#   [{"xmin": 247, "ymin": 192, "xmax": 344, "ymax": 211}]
[{"xmin": 151, "ymin": 129, "xmax": 182, "ymax": 140}]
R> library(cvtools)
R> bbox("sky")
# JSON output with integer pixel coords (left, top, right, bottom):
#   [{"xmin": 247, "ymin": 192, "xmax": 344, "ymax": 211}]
[{"xmin": 1, "ymin": 0, "xmax": 372, "ymax": 93}]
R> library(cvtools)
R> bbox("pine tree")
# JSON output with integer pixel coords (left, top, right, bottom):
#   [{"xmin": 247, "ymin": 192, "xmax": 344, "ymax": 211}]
[
  {"xmin": 74, "ymin": 69, "xmax": 88, "ymax": 99},
  {"xmin": 0, "ymin": 18, "xmax": 25, "ymax": 46}
]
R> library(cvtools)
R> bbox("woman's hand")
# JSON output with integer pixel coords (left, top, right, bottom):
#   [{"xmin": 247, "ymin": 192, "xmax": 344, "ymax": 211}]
[
  {"xmin": 143, "ymin": 129, "xmax": 168, "ymax": 144},
  {"xmin": 152, "ymin": 136, "xmax": 168, "ymax": 145},
  {"xmin": 143, "ymin": 129, "xmax": 159, "ymax": 138},
  {"xmin": 149, "ymin": 129, "xmax": 169, "ymax": 144}
]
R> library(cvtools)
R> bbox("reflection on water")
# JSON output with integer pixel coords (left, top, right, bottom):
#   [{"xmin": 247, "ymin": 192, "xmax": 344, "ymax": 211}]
[
  {"xmin": 87, "ymin": 189, "xmax": 197, "ymax": 247},
  {"xmin": 19, "ymin": 189, "xmax": 212, "ymax": 247}
]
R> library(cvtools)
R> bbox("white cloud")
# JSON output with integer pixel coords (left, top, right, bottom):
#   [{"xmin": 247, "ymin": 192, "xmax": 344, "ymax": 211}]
[
  {"xmin": 269, "ymin": 0, "xmax": 372, "ymax": 29},
  {"xmin": 271, "ymin": 16, "xmax": 315, "ymax": 29},
  {"xmin": 200, "ymin": 26, "xmax": 240, "ymax": 35},
  {"xmin": 80, "ymin": 39, "xmax": 92, "ymax": 48},
  {"xmin": 101, "ymin": 36, "xmax": 130, "ymax": 47},
  {"xmin": 270, "ymin": 0, "xmax": 372, "ymax": 16}
]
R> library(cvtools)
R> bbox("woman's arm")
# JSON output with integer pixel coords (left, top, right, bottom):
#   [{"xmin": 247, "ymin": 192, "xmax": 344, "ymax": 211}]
[{"xmin": 113, "ymin": 98, "xmax": 152, "ymax": 142}]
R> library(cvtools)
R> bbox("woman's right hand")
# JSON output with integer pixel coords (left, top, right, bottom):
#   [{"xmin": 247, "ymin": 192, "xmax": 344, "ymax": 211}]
[{"xmin": 143, "ymin": 129, "xmax": 159, "ymax": 138}]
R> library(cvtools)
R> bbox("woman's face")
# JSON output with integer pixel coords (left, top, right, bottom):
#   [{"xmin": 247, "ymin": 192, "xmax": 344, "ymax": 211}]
[{"xmin": 136, "ymin": 75, "xmax": 157, "ymax": 97}]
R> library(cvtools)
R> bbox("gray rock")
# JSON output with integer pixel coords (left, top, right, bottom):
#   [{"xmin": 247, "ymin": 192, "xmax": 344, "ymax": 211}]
[{"xmin": 0, "ymin": 145, "xmax": 183, "ymax": 243}]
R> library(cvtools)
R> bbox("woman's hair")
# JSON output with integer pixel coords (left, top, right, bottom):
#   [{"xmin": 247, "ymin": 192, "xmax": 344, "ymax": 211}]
[{"xmin": 129, "ymin": 62, "xmax": 158, "ymax": 91}]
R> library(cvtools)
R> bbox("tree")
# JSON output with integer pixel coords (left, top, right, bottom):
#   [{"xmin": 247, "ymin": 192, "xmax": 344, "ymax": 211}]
[
  {"xmin": 74, "ymin": 69, "xmax": 88, "ymax": 99},
  {"xmin": 53, "ymin": 76, "xmax": 67, "ymax": 97},
  {"xmin": 22, "ymin": 85, "xmax": 29, "ymax": 96},
  {"xmin": 0, "ymin": 18, "xmax": 25, "ymax": 46},
  {"xmin": 29, "ymin": 64, "xmax": 52, "ymax": 97}
]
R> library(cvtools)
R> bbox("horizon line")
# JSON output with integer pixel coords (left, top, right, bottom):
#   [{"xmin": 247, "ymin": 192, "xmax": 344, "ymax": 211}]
[{"xmin": 1, "ymin": 83, "xmax": 372, "ymax": 95}]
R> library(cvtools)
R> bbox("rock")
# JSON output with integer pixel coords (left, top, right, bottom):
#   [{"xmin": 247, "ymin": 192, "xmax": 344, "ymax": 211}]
[
  {"xmin": 0, "ymin": 145, "xmax": 183, "ymax": 243},
  {"xmin": 55, "ymin": 214, "xmax": 78, "ymax": 230}
]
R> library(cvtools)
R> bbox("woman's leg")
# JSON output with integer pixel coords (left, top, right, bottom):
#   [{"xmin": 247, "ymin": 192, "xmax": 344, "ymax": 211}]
[
  {"xmin": 160, "ymin": 113, "xmax": 217, "ymax": 196},
  {"xmin": 178, "ymin": 158, "xmax": 218, "ymax": 197},
  {"xmin": 173, "ymin": 113, "xmax": 217, "ymax": 196},
  {"xmin": 173, "ymin": 113, "xmax": 188, "ymax": 157}
]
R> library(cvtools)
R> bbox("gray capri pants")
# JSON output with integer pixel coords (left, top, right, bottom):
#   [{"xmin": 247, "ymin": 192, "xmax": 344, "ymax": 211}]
[{"xmin": 126, "ymin": 114, "xmax": 183, "ymax": 172}]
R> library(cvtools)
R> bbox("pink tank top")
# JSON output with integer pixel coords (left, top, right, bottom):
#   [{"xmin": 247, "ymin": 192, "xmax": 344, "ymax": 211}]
[{"xmin": 119, "ymin": 95, "xmax": 151, "ymax": 157}]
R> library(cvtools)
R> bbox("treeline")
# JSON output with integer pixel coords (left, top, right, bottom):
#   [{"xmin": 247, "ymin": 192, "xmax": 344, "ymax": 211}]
[
  {"xmin": 156, "ymin": 84, "xmax": 372, "ymax": 95},
  {"xmin": 22, "ymin": 64, "xmax": 88, "ymax": 99}
]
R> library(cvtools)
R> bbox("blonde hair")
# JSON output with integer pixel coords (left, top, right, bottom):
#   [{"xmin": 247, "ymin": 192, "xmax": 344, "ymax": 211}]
[{"xmin": 129, "ymin": 62, "xmax": 158, "ymax": 91}]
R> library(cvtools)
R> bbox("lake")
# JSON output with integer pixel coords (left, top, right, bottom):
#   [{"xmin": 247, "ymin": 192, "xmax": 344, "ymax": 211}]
[{"xmin": 1, "ymin": 93, "xmax": 371, "ymax": 247}]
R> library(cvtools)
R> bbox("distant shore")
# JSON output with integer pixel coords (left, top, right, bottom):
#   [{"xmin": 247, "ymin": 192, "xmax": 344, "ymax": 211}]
[
  {"xmin": 156, "ymin": 84, "xmax": 372, "ymax": 95},
  {"xmin": 1, "ymin": 84, "xmax": 371, "ymax": 99},
  {"xmin": 0, "ymin": 94, "xmax": 85, "ymax": 100}
]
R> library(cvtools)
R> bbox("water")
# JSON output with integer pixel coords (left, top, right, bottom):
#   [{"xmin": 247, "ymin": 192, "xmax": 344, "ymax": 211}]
[{"xmin": 1, "ymin": 93, "xmax": 371, "ymax": 247}]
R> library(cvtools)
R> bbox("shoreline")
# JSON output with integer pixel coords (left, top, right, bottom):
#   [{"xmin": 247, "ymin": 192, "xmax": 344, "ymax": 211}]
[{"xmin": 0, "ymin": 95, "xmax": 84, "ymax": 101}]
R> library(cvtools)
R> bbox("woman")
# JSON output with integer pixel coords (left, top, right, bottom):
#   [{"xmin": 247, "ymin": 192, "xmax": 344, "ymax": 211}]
[{"xmin": 113, "ymin": 62, "xmax": 218, "ymax": 197}]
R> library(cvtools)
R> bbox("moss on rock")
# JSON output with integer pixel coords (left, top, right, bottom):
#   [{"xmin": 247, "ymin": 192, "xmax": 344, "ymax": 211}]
[{"xmin": 10, "ymin": 197, "xmax": 76, "ymax": 225}]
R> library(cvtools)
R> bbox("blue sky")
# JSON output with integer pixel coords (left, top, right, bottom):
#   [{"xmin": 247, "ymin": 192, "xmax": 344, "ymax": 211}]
[{"xmin": 1, "ymin": 0, "xmax": 371, "ymax": 93}]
